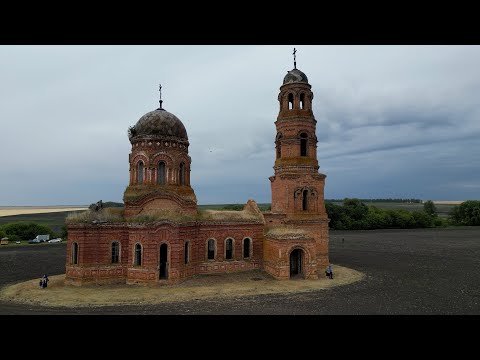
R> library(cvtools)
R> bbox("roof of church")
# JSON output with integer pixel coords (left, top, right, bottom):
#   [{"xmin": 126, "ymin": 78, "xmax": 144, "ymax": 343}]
[
  {"xmin": 283, "ymin": 68, "xmax": 309, "ymax": 85},
  {"xmin": 129, "ymin": 109, "xmax": 188, "ymax": 141}
]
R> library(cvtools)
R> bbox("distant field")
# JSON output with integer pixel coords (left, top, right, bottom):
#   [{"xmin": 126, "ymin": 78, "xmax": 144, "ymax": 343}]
[
  {"xmin": 0, "ymin": 206, "xmax": 87, "ymax": 217},
  {"xmin": 0, "ymin": 201, "xmax": 462, "ymax": 234},
  {"xmin": 0, "ymin": 210, "xmax": 86, "ymax": 233},
  {"xmin": 432, "ymin": 201, "xmax": 464, "ymax": 205}
]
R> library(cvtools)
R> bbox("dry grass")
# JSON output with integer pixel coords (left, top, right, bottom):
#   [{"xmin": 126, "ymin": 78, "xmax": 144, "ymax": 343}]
[
  {"xmin": 201, "ymin": 209, "xmax": 261, "ymax": 222},
  {"xmin": 66, "ymin": 208, "xmax": 125, "ymax": 223},
  {"xmin": 266, "ymin": 226, "xmax": 309, "ymax": 237},
  {"xmin": 0, "ymin": 207, "xmax": 87, "ymax": 218},
  {"xmin": 0, "ymin": 265, "xmax": 364, "ymax": 308},
  {"xmin": 432, "ymin": 201, "xmax": 464, "ymax": 205}
]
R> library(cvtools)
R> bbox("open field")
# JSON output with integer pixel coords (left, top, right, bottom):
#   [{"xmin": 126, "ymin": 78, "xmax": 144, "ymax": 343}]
[
  {"xmin": 0, "ymin": 206, "xmax": 87, "ymax": 217},
  {"xmin": 0, "ymin": 210, "xmax": 86, "ymax": 234},
  {"xmin": 433, "ymin": 201, "xmax": 465, "ymax": 205},
  {"xmin": 0, "ymin": 227, "xmax": 478, "ymax": 314}
]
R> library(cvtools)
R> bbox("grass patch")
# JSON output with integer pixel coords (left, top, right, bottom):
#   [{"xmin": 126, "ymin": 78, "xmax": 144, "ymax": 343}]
[{"xmin": 66, "ymin": 208, "xmax": 125, "ymax": 223}]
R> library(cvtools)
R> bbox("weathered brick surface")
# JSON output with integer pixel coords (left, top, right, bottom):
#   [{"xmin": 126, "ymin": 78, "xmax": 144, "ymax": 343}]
[
  {"xmin": 66, "ymin": 67, "xmax": 330, "ymax": 285},
  {"xmin": 66, "ymin": 221, "xmax": 264, "ymax": 285}
]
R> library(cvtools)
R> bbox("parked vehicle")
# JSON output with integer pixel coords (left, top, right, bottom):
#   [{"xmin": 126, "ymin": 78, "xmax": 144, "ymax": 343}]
[
  {"xmin": 48, "ymin": 238, "xmax": 62, "ymax": 243},
  {"xmin": 31, "ymin": 234, "xmax": 50, "ymax": 243}
]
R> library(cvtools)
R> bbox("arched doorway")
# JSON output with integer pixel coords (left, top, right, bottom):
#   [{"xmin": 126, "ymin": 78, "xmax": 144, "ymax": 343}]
[
  {"xmin": 290, "ymin": 249, "xmax": 303, "ymax": 278},
  {"xmin": 159, "ymin": 243, "xmax": 168, "ymax": 280}
]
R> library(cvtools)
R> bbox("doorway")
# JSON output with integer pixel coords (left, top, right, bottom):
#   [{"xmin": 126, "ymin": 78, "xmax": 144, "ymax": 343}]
[
  {"xmin": 289, "ymin": 249, "xmax": 303, "ymax": 278},
  {"xmin": 159, "ymin": 243, "xmax": 168, "ymax": 280}
]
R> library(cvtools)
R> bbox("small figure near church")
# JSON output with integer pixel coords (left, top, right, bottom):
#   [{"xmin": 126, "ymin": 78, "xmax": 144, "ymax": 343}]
[
  {"xmin": 42, "ymin": 274, "xmax": 49, "ymax": 288},
  {"xmin": 325, "ymin": 264, "xmax": 333, "ymax": 279}
]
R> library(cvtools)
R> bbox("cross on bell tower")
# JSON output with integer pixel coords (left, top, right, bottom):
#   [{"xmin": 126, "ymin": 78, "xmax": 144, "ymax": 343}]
[
  {"xmin": 293, "ymin": 47, "xmax": 297, "ymax": 69},
  {"xmin": 269, "ymin": 53, "xmax": 327, "ymax": 217},
  {"xmin": 158, "ymin": 83, "xmax": 164, "ymax": 110}
]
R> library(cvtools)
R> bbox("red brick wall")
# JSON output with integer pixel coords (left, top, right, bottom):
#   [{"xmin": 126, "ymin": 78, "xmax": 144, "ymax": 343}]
[
  {"xmin": 65, "ymin": 224, "xmax": 129, "ymax": 285},
  {"xmin": 263, "ymin": 236, "xmax": 318, "ymax": 280},
  {"xmin": 271, "ymin": 175, "xmax": 326, "ymax": 215},
  {"xmin": 66, "ymin": 221, "xmax": 265, "ymax": 285}
]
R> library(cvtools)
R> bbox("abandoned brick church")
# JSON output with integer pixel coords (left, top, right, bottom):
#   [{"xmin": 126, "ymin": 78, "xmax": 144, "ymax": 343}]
[{"xmin": 66, "ymin": 61, "xmax": 330, "ymax": 285}]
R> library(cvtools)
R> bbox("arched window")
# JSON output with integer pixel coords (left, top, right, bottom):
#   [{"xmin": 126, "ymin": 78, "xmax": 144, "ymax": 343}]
[
  {"xmin": 157, "ymin": 161, "xmax": 166, "ymax": 185},
  {"xmin": 300, "ymin": 93, "xmax": 305, "ymax": 109},
  {"xmin": 303, "ymin": 189, "xmax": 309, "ymax": 211},
  {"xmin": 111, "ymin": 241, "xmax": 120, "ymax": 264},
  {"xmin": 207, "ymin": 239, "xmax": 216, "ymax": 260},
  {"xmin": 137, "ymin": 161, "xmax": 144, "ymax": 184},
  {"xmin": 288, "ymin": 93, "xmax": 294, "ymax": 110},
  {"xmin": 243, "ymin": 238, "xmax": 251, "ymax": 259},
  {"xmin": 184, "ymin": 241, "xmax": 190, "ymax": 265},
  {"xmin": 225, "ymin": 238, "xmax": 233, "ymax": 260},
  {"xmin": 134, "ymin": 243, "xmax": 142, "ymax": 266},
  {"xmin": 300, "ymin": 133, "xmax": 308, "ymax": 157},
  {"xmin": 72, "ymin": 242, "xmax": 79, "ymax": 265},
  {"xmin": 276, "ymin": 134, "xmax": 282, "ymax": 159},
  {"xmin": 179, "ymin": 162, "xmax": 185, "ymax": 185}
]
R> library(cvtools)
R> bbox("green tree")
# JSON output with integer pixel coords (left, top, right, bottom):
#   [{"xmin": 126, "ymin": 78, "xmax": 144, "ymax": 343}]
[
  {"xmin": 343, "ymin": 198, "xmax": 369, "ymax": 221},
  {"xmin": 1, "ymin": 222, "xmax": 56, "ymax": 240},
  {"xmin": 60, "ymin": 225, "xmax": 68, "ymax": 239},
  {"xmin": 222, "ymin": 204, "xmax": 243, "ymax": 211},
  {"xmin": 423, "ymin": 200, "xmax": 437, "ymax": 217},
  {"xmin": 449, "ymin": 200, "xmax": 480, "ymax": 226},
  {"xmin": 412, "ymin": 211, "xmax": 434, "ymax": 228}
]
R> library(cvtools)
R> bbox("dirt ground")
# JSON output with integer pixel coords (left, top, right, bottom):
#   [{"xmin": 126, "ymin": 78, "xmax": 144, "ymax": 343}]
[
  {"xmin": 0, "ymin": 227, "xmax": 479, "ymax": 314},
  {"xmin": 0, "ymin": 266, "xmax": 362, "ymax": 308}
]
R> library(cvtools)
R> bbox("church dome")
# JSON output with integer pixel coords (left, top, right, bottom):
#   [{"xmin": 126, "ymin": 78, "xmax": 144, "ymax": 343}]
[
  {"xmin": 283, "ymin": 69, "xmax": 309, "ymax": 85},
  {"xmin": 129, "ymin": 109, "xmax": 188, "ymax": 141}
]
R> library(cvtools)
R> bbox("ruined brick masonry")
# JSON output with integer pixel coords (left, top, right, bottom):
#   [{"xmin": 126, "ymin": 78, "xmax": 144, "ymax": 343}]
[{"xmin": 66, "ymin": 65, "xmax": 329, "ymax": 285}]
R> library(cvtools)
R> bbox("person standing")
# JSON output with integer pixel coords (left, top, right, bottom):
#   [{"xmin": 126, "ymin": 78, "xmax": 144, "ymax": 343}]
[
  {"xmin": 326, "ymin": 264, "xmax": 333, "ymax": 279},
  {"xmin": 42, "ymin": 274, "xmax": 49, "ymax": 288}
]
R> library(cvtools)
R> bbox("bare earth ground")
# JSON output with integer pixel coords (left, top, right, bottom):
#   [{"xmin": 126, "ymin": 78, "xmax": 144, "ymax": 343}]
[
  {"xmin": 0, "ymin": 207, "xmax": 87, "ymax": 217},
  {"xmin": 0, "ymin": 227, "xmax": 479, "ymax": 314},
  {"xmin": 0, "ymin": 266, "xmax": 362, "ymax": 308}
]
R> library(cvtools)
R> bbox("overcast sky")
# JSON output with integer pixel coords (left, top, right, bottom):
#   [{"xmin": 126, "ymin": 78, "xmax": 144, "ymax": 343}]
[{"xmin": 0, "ymin": 45, "xmax": 479, "ymax": 205}]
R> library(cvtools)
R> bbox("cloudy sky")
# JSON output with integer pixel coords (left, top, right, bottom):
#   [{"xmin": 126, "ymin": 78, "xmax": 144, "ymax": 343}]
[{"xmin": 0, "ymin": 45, "xmax": 479, "ymax": 205}]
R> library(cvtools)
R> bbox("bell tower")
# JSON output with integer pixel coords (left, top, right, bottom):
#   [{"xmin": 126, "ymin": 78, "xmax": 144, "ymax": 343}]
[
  {"xmin": 270, "ymin": 58, "xmax": 327, "ymax": 219},
  {"xmin": 264, "ymin": 51, "xmax": 330, "ymax": 280}
]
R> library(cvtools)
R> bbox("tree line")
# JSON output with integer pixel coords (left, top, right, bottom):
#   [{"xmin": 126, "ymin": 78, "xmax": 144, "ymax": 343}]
[
  {"xmin": 0, "ymin": 222, "xmax": 66, "ymax": 242},
  {"xmin": 326, "ymin": 198, "xmax": 422, "ymax": 203},
  {"xmin": 1, "ymin": 200, "xmax": 478, "ymax": 240},
  {"xmin": 326, "ymin": 198, "xmax": 480, "ymax": 230}
]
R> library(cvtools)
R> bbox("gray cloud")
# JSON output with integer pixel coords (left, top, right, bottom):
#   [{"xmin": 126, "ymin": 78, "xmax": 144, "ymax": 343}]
[{"xmin": 0, "ymin": 45, "xmax": 479, "ymax": 205}]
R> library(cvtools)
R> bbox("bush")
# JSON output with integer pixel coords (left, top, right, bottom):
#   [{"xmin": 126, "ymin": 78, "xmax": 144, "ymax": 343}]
[
  {"xmin": 258, "ymin": 204, "xmax": 271, "ymax": 212},
  {"xmin": 326, "ymin": 199, "xmax": 445, "ymax": 230},
  {"xmin": 1, "ymin": 222, "xmax": 56, "ymax": 240},
  {"xmin": 221, "ymin": 204, "xmax": 244, "ymax": 211},
  {"xmin": 449, "ymin": 200, "xmax": 480, "ymax": 226},
  {"xmin": 343, "ymin": 198, "xmax": 369, "ymax": 221},
  {"xmin": 434, "ymin": 217, "xmax": 450, "ymax": 227},
  {"xmin": 412, "ymin": 211, "xmax": 434, "ymax": 228},
  {"xmin": 60, "ymin": 225, "xmax": 68, "ymax": 239},
  {"xmin": 423, "ymin": 200, "xmax": 437, "ymax": 217}
]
